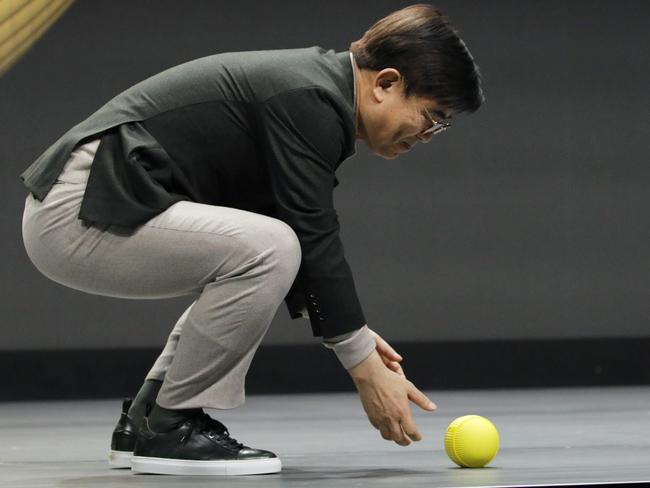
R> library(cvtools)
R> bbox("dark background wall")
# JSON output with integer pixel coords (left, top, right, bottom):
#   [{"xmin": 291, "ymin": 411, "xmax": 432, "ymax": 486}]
[{"xmin": 2, "ymin": 1, "xmax": 648, "ymax": 356}]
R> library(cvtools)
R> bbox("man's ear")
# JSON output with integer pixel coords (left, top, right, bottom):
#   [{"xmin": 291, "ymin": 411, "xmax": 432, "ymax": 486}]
[{"xmin": 373, "ymin": 68, "xmax": 402, "ymax": 101}]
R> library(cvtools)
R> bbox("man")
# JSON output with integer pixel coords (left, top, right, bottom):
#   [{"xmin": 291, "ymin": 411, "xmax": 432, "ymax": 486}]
[{"xmin": 20, "ymin": 3, "xmax": 483, "ymax": 476}]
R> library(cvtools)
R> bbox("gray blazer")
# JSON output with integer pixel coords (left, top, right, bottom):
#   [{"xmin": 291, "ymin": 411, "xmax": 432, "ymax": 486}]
[{"xmin": 18, "ymin": 46, "xmax": 366, "ymax": 339}]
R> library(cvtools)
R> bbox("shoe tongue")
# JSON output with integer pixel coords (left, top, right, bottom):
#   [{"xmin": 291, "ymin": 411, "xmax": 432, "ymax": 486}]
[{"xmin": 202, "ymin": 415, "xmax": 228, "ymax": 436}]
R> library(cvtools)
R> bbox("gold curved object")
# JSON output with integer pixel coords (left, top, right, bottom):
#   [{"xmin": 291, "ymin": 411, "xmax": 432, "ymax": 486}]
[{"xmin": 0, "ymin": 0, "xmax": 75, "ymax": 77}]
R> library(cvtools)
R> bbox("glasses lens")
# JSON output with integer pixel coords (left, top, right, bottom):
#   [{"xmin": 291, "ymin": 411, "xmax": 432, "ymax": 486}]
[
  {"xmin": 422, "ymin": 122, "xmax": 450, "ymax": 136},
  {"xmin": 433, "ymin": 123, "xmax": 450, "ymax": 134}
]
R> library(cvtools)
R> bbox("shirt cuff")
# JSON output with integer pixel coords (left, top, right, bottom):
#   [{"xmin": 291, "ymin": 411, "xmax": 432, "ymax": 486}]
[{"xmin": 321, "ymin": 324, "xmax": 376, "ymax": 370}]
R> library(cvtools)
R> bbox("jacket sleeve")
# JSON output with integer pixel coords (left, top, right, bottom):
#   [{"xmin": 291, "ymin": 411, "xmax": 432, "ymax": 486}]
[{"xmin": 257, "ymin": 87, "xmax": 366, "ymax": 339}]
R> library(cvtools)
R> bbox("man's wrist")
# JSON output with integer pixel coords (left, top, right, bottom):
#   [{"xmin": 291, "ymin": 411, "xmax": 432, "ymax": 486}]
[
  {"xmin": 347, "ymin": 349, "xmax": 383, "ymax": 382},
  {"xmin": 322, "ymin": 324, "xmax": 376, "ymax": 371}
]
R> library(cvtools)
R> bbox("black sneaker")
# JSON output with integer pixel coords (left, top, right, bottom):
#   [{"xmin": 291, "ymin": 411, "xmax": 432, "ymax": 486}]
[
  {"xmin": 108, "ymin": 398, "xmax": 139, "ymax": 468},
  {"xmin": 131, "ymin": 411, "xmax": 281, "ymax": 475}
]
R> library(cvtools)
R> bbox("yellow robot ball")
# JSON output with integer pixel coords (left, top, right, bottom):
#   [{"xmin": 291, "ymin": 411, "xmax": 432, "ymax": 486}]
[{"xmin": 444, "ymin": 415, "xmax": 500, "ymax": 468}]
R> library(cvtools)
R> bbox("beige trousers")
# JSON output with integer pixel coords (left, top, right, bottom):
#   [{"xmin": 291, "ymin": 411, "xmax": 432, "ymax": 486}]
[{"xmin": 21, "ymin": 139, "xmax": 302, "ymax": 409}]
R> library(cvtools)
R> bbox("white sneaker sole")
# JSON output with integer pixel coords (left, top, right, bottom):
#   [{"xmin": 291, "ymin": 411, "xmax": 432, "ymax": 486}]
[
  {"xmin": 108, "ymin": 449, "xmax": 133, "ymax": 468},
  {"xmin": 131, "ymin": 455, "xmax": 282, "ymax": 475}
]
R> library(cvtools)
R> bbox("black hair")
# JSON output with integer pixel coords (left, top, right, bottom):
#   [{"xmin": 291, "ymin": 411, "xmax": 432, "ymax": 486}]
[{"xmin": 350, "ymin": 3, "xmax": 485, "ymax": 115}]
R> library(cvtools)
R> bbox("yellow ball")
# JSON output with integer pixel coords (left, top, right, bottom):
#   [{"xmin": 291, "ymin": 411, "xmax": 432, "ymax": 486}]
[{"xmin": 444, "ymin": 415, "xmax": 500, "ymax": 468}]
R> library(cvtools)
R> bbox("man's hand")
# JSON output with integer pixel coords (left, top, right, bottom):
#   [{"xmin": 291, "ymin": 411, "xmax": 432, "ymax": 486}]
[
  {"xmin": 368, "ymin": 328, "xmax": 405, "ymax": 376},
  {"xmin": 348, "ymin": 349, "xmax": 437, "ymax": 446}
]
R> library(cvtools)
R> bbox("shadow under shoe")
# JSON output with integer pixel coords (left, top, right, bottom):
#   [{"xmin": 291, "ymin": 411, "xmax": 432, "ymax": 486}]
[
  {"xmin": 131, "ymin": 411, "xmax": 281, "ymax": 475},
  {"xmin": 108, "ymin": 398, "xmax": 140, "ymax": 468}
]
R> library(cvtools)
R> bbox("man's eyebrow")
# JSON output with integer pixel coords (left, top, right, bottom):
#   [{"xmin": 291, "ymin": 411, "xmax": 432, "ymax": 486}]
[{"xmin": 427, "ymin": 107, "xmax": 450, "ymax": 121}]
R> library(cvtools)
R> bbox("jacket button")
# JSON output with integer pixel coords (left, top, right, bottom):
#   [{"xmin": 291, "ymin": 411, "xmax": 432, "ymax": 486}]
[
  {"xmin": 308, "ymin": 293, "xmax": 315, "ymax": 298},
  {"xmin": 315, "ymin": 309, "xmax": 320, "ymax": 313},
  {"xmin": 319, "ymin": 317, "xmax": 325, "ymax": 321}
]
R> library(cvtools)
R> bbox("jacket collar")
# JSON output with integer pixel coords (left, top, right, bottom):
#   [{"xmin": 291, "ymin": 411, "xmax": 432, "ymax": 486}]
[{"xmin": 333, "ymin": 50, "xmax": 358, "ymax": 163}]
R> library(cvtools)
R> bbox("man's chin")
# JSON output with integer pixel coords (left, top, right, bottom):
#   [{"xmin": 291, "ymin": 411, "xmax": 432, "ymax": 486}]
[
  {"xmin": 373, "ymin": 146, "xmax": 399, "ymax": 159},
  {"xmin": 367, "ymin": 141, "xmax": 399, "ymax": 159},
  {"xmin": 379, "ymin": 149, "xmax": 399, "ymax": 160}
]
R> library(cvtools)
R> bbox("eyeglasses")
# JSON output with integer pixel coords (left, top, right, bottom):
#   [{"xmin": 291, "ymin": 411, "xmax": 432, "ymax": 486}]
[{"xmin": 419, "ymin": 106, "xmax": 452, "ymax": 140}]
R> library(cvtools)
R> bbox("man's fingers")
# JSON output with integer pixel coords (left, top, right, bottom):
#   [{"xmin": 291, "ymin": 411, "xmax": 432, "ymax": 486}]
[
  {"xmin": 379, "ymin": 355, "xmax": 399, "ymax": 372},
  {"xmin": 382, "ymin": 340, "xmax": 403, "ymax": 361},
  {"xmin": 379, "ymin": 423, "xmax": 411, "ymax": 446},
  {"xmin": 388, "ymin": 421, "xmax": 411, "ymax": 446},
  {"xmin": 388, "ymin": 361, "xmax": 405, "ymax": 376},
  {"xmin": 400, "ymin": 416, "xmax": 422, "ymax": 441},
  {"xmin": 371, "ymin": 331, "xmax": 403, "ymax": 361},
  {"xmin": 378, "ymin": 354, "xmax": 405, "ymax": 376},
  {"xmin": 407, "ymin": 384, "xmax": 437, "ymax": 411}
]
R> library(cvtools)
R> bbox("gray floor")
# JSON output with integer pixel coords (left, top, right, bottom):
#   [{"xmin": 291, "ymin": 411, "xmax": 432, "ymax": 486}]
[{"xmin": 1, "ymin": 385, "xmax": 649, "ymax": 487}]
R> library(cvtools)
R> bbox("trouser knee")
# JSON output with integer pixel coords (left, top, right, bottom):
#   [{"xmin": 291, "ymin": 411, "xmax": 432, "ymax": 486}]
[{"xmin": 264, "ymin": 220, "xmax": 302, "ymax": 293}]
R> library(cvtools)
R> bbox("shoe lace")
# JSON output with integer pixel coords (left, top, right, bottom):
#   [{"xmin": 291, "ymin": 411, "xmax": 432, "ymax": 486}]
[{"xmin": 182, "ymin": 411, "xmax": 244, "ymax": 450}]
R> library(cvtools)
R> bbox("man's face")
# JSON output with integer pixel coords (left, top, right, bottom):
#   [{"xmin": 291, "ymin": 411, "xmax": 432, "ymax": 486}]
[{"xmin": 357, "ymin": 68, "xmax": 452, "ymax": 159}]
